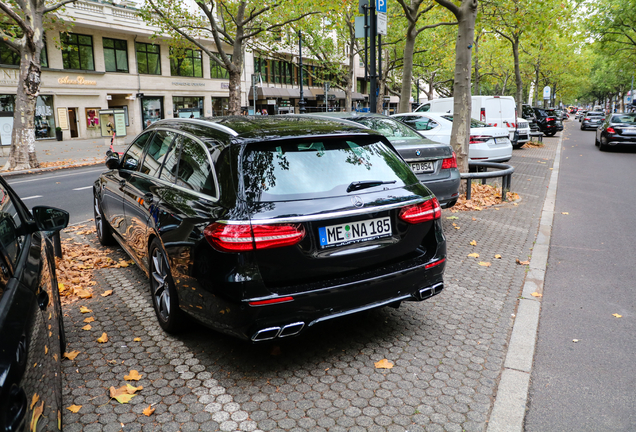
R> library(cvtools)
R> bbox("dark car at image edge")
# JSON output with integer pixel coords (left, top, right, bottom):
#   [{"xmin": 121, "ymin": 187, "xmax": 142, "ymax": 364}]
[
  {"xmin": 595, "ymin": 113, "xmax": 636, "ymax": 151},
  {"xmin": 0, "ymin": 177, "xmax": 70, "ymax": 432},
  {"xmin": 93, "ymin": 116, "xmax": 446, "ymax": 343}
]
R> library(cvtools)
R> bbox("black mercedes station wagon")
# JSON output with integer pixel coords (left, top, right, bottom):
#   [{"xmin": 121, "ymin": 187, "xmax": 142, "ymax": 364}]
[{"xmin": 93, "ymin": 116, "xmax": 446, "ymax": 342}]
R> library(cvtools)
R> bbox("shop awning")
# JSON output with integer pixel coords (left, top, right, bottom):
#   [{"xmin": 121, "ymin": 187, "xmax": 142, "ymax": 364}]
[
  {"xmin": 352, "ymin": 92, "xmax": 367, "ymax": 101},
  {"xmin": 249, "ymin": 87, "xmax": 304, "ymax": 99},
  {"xmin": 287, "ymin": 88, "xmax": 315, "ymax": 100}
]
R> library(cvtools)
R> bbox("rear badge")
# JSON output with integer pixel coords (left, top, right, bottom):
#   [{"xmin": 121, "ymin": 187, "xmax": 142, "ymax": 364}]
[
  {"xmin": 351, "ymin": 196, "xmax": 364, "ymax": 208},
  {"xmin": 415, "ymin": 149, "xmax": 421, "ymax": 156}
]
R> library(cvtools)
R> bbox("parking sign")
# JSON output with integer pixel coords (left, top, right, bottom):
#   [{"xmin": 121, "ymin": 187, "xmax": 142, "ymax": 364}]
[{"xmin": 376, "ymin": 0, "xmax": 386, "ymax": 13}]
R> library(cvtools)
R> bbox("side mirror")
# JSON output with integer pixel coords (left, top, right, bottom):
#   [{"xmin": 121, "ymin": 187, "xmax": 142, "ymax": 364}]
[
  {"xmin": 31, "ymin": 206, "xmax": 69, "ymax": 233},
  {"xmin": 105, "ymin": 151, "xmax": 121, "ymax": 170}
]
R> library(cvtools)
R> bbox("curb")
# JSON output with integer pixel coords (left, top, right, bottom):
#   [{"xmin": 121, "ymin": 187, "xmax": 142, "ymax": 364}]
[
  {"xmin": 486, "ymin": 132, "xmax": 564, "ymax": 431},
  {"xmin": 0, "ymin": 160, "xmax": 104, "ymax": 178}
]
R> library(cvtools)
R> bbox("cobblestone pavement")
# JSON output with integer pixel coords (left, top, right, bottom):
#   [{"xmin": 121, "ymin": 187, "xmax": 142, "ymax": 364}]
[{"xmin": 61, "ymin": 136, "xmax": 560, "ymax": 432}]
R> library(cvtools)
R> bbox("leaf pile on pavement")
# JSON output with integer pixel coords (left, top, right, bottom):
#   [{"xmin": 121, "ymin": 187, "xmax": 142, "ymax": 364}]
[
  {"xmin": 522, "ymin": 141, "xmax": 544, "ymax": 149},
  {"xmin": 55, "ymin": 230, "xmax": 134, "ymax": 303},
  {"xmin": 450, "ymin": 183, "xmax": 520, "ymax": 212}
]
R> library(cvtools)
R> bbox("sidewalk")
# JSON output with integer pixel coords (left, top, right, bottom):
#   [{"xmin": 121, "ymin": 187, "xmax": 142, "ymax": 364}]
[
  {"xmin": 0, "ymin": 136, "xmax": 132, "ymax": 175},
  {"xmin": 54, "ymin": 132, "xmax": 562, "ymax": 431}
]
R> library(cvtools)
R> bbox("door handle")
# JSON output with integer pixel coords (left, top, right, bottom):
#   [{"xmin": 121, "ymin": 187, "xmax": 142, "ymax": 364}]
[
  {"xmin": 4, "ymin": 384, "xmax": 27, "ymax": 431},
  {"xmin": 37, "ymin": 290, "xmax": 49, "ymax": 311}
]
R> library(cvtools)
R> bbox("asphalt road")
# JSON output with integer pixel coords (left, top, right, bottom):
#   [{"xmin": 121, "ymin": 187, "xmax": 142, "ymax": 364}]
[
  {"xmin": 7, "ymin": 165, "xmax": 105, "ymax": 225},
  {"xmin": 525, "ymin": 121, "xmax": 636, "ymax": 430}
]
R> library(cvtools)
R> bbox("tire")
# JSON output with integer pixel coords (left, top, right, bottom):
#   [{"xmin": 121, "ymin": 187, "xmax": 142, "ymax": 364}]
[
  {"xmin": 599, "ymin": 137, "xmax": 608, "ymax": 152},
  {"xmin": 512, "ymin": 142, "xmax": 524, "ymax": 149},
  {"xmin": 149, "ymin": 238, "xmax": 183, "ymax": 333},
  {"xmin": 544, "ymin": 131, "xmax": 556, "ymax": 137},
  {"xmin": 93, "ymin": 191, "xmax": 115, "ymax": 246},
  {"xmin": 595, "ymin": 136, "xmax": 600, "ymax": 147}
]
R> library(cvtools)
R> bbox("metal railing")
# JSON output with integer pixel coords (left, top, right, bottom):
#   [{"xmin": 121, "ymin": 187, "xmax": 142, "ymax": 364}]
[{"xmin": 460, "ymin": 162, "xmax": 515, "ymax": 201}]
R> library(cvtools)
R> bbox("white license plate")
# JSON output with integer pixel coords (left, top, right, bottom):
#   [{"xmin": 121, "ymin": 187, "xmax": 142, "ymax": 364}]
[
  {"xmin": 495, "ymin": 138, "xmax": 508, "ymax": 144},
  {"xmin": 318, "ymin": 216, "xmax": 392, "ymax": 248},
  {"xmin": 410, "ymin": 161, "xmax": 434, "ymax": 174}
]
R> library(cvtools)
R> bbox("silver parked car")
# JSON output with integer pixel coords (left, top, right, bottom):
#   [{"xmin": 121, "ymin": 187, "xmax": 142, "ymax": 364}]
[{"xmin": 581, "ymin": 111, "xmax": 605, "ymax": 130}]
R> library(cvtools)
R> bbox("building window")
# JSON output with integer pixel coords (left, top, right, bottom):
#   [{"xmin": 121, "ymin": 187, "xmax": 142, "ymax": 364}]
[
  {"xmin": 103, "ymin": 38, "xmax": 128, "ymax": 73},
  {"xmin": 170, "ymin": 48, "xmax": 203, "ymax": 77},
  {"xmin": 136, "ymin": 42, "xmax": 161, "ymax": 75},
  {"xmin": 254, "ymin": 56, "xmax": 269, "ymax": 83},
  {"xmin": 210, "ymin": 53, "xmax": 231, "ymax": 79},
  {"xmin": 211, "ymin": 97, "xmax": 229, "ymax": 116},
  {"xmin": 0, "ymin": 40, "xmax": 48, "ymax": 67},
  {"xmin": 61, "ymin": 33, "xmax": 95, "ymax": 71},
  {"xmin": 173, "ymin": 96, "xmax": 204, "ymax": 118},
  {"xmin": 141, "ymin": 96, "xmax": 164, "ymax": 128}
]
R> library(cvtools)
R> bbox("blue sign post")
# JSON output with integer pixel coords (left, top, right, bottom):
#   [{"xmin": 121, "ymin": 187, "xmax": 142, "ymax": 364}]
[{"xmin": 376, "ymin": 0, "xmax": 386, "ymax": 13}]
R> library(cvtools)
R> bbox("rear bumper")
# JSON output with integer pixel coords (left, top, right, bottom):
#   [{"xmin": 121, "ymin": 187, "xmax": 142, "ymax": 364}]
[{"xmin": 241, "ymin": 244, "xmax": 446, "ymax": 342}]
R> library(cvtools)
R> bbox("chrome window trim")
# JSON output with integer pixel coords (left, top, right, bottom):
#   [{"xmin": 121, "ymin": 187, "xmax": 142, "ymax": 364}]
[{"xmin": 218, "ymin": 196, "xmax": 428, "ymax": 225}]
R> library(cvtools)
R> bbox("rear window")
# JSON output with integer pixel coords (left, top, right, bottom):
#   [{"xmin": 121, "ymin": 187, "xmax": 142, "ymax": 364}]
[
  {"xmin": 611, "ymin": 114, "xmax": 636, "ymax": 124},
  {"xmin": 354, "ymin": 117, "xmax": 421, "ymax": 139},
  {"xmin": 587, "ymin": 112, "xmax": 604, "ymax": 117},
  {"xmin": 242, "ymin": 137, "xmax": 417, "ymax": 202}
]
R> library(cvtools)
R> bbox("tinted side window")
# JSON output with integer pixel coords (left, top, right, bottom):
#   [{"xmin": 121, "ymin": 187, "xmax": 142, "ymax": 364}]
[
  {"xmin": 175, "ymin": 137, "xmax": 216, "ymax": 197},
  {"xmin": 0, "ymin": 184, "xmax": 24, "ymax": 269},
  {"xmin": 122, "ymin": 131, "xmax": 153, "ymax": 171},
  {"xmin": 158, "ymin": 135, "xmax": 181, "ymax": 183},
  {"xmin": 141, "ymin": 130, "xmax": 176, "ymax": 177},
  {"xmin": 415, "ymin": 103, "xmax": 430, "ymax": 112}
]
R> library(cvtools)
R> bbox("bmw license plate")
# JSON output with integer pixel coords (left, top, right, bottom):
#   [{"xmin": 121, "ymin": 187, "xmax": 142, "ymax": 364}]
[
  {"xmin": 410, "ymin": 161, "xmax": 434, "ymax": 174},
  {"xmin": 318, "ymin": 217, "xmax": 392, "ymax": 248}
]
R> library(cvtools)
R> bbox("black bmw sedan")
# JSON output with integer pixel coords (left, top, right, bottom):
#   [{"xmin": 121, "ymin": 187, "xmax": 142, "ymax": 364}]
[
  {"xmin": 0, "ymin": 177, "xmax": 69, "ymax": 431},
  {"xmin": 595, "ymin": 113, "xmax": 636, "ymax": 151},
  {"xmin": 93, "ymin": 116, "xmax": 446, "ymax": 342}
]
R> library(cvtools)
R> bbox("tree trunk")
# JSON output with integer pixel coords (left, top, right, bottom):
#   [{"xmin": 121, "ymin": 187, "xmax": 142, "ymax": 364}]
[
  {"xmin": 228, "ymin": 68, "xmax": 242, "ymax": 115},
  {"xmin": 447, "ymin": 0, "xmax": 478, "ymax": 177},
  {"xmin": 9, "ymin": 46, "xmax": 41, "ymax": 170},
  {"xmin": 474, "ymin": 32, "xmax": 480, "ymax": 96},
  {"xmin": 399, "ymin": 24, "xmax": 417, "ymax": 113},
  {"xmin": 512, "ymin": 37, "xmax": 523, "ymax": 118}
]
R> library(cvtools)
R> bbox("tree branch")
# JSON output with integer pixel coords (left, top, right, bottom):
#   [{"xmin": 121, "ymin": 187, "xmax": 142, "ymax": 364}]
[{"xmin": 43, "ymin": 0, "xmax": 77, "ymax": 15}]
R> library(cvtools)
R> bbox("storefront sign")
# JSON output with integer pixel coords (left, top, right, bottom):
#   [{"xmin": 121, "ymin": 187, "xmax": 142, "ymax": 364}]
[
  {"xmin": 171, "ymin": 82, "xmax": 205, "ymax": 87},
  {"xmin": 0, "ymin": 69, "xmax": 19, "ymax": 85},
  {"xmin": 58, "ymin": 76, "xmax": 97, "ymax": 86},
  {"xmin": 0, "ymin": 117, "xmax": 13, "ymax": 146},
  {"xmin": 57, "ymin": 107, "xmax": 69, "ymax": 130}
]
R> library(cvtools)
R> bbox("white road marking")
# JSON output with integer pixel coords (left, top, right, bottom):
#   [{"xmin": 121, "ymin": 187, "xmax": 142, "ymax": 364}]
[
  {"xmin": 21, "ymin": 195, "xmax": 43, "ymax": 200},
  {"xmin": 73, "ymin": 186, "xmax": 93, "ymax": 191}
]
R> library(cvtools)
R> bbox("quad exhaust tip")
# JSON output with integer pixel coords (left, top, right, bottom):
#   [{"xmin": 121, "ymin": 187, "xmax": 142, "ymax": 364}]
[{"xmin": 252, "ymin": 322, "xmax": 305, "ymax": 342}]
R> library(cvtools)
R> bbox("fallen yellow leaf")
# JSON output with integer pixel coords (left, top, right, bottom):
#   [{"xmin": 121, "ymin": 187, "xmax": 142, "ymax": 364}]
[
  {"xmin": 82, "ymin": 324, "xmax": 92, "ymax": 331},
  {"xmin": 454, "ymin": 226, "xmax": 460, "ymax": 230},
  {"xmin": 30, "ymin": 401, "xmax": 44, "ymax": 432},
  {"xmin": 109, "ymin": 384, "xmax": 142, "ymax": 404},
  {"xmin": 561, "ymin": 212, "xmax": 569, "ymax": 215},
  {"xmin": 79, "ymin": 306, "xmax": 92, "ymax": 314},
  {"xmin": 97, "ymin": 333, "xmax": 108, "ymax": 343},
  {"xmin": 143, "ymin": 405, "xmax": 156, "ymax": 416},
  {"xmin": 126, "ymin": 384, "xmax": 143, "ymax": 394},
  {"xmin": 77, "ymin": 290, "xmax": 92, "ymax": 299},
  {"xmin": 531, "ymin": 292, "xmax": 543, "ymax": 297},
  {"xmin": 63, "ymin": 351, "xmax": 80, "ymax": 361},
  {"xmin": 374, "ymin": 359, "xmax": 394, "ymax": 369},
  {"xmin": 612, "ymin": 313, "xmax": 622, "ymax": 318},
  {"xmin": 30, "ymin": 394, "xmax": 39, "ymax": 410},
  {"xmin": 478, "ymin": 262, "xmax": 491, "ymax": 267},
  {"xmin": 516, "ymin": 258, "xmax": 530, "ymax": 265},
  {"xmin": 134, "ymin": 337, "xmax": 141, "ymax": 342},
  {"xmin": 471, "ymin": 217, "xmax": 477, "ymax": 221},
  {"xmin": 469, "ymin": 240, "xmax": 477, "ymax": 246},
  {"xmin": 494, "ymin": 254, "xmax": 502, "ymax": 259},
  {"xmin": 44, "ymin": 346, "xmax": 48, "ymax": 355},
  {"xmin": 83, "ymin": 317, "xmax": 95, "ymax": 323},
  {"xmin": 124, "ymin": 370, "xmax": 142, "ymax": 381},
  {"xmin": 66, "ymin": 405, "xmax": 81, "ymax": 413},
  {"xmin": 101, "ymin": 290, "xmax": 113, "ymax": 297},
  {"xmin": 467, "ymin": 253, "xmax": 480, "ymax": 258}
]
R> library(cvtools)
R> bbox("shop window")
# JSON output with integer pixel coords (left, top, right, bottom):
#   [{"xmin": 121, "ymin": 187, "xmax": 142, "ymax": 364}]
[
  {"xmin": 141, "ymin": 96, "xmax": 164, "ymax": 128},
  {"xmin": 35, "ymin": 96, "xmax": 54, "ymax": 139},
  {"xmin": 210, "ymin": 52, "xmax": 231, "ymax": 79},
  {"xmin": 0, "ymin": 39, "xmax": 48, "ymax": 67},
  {"xmin": 136, "ymin": 42, "xmax": 161, "ymax": 75},
  {"xmin": 170, "ymin": 48, "xmax": 203, "ymax": 78},
  {"xmin": 173, "ymin": 96, "xmax": 203, "ymax": 118},
  {"xmin": 211, "ymin": 97, "xmax": 229, "ymax": 116},
  {"xmin": 61, "ymin": 33, "xmax": 95, "ymax": 71},
  {"xmin": 103, "ymin": 37, "xmax": 128, "ymax": 73}
]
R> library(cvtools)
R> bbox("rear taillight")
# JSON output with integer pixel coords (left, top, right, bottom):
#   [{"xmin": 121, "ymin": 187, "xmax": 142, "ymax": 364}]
[
  {"xmin": 441, "ymin": 152, "xmax": 457, "ymax": 169},
  {"xmin": 607, "ymin": 127, "xmax": 615, "ymax": 134},
  {"xmin": 469, "ymin": 135, "xmax": 490, "ymax": 144},
  {"xmin": 480, "ymin": 108, "xmax": 485, "ymax": 122},
  {"xmin": 204, "ymin": 222, "xmax": 305, "ymax": 252},
  {"xmin": 399, "ymin": 198, "xmax": 441, "ymax": 224},
  {"xmin": 584, "ymin": 118, "xmax": 590, "ymax": 121},
  {"xmin": 547, "ymin": 117, "xmax": 555, "ymax": 122}
]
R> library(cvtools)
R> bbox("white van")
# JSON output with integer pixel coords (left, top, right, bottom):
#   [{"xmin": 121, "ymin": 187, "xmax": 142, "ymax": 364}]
[{"xmin": 415, "ymin": 96, "xmax": 518, "ymax": 145}]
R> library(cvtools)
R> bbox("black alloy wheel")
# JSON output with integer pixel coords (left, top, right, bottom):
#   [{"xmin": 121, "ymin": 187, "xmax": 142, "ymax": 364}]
[
  {"xmin": 93, "ymin": 191, "xmax": 115, "ymax": 246},
  {"xmin": 598, "ymin": 136, "xmax": 608, "ymax": 152},
  {"xmin": 149, "ymin": 238, "xmax": 182, "ymax": 333}
]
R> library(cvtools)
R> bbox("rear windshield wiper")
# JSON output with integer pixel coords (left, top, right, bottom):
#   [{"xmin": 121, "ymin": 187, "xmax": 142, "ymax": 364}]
[{"xmin": 347, "ymin": 180, "xmax": 396, "ymax": 193}]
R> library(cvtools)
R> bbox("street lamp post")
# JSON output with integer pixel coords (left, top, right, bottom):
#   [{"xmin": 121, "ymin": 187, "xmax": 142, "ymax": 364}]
[{"xmin": 298, "ymin": 30, "xmax": 306, "ymax": 114}]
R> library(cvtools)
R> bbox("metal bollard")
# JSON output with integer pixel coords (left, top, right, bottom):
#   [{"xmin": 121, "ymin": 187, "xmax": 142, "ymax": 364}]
[{"xmin": 466, "ymin": 179, "xmax": 472, "ymax": 200}]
